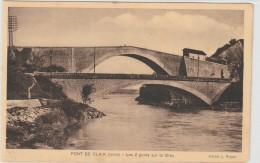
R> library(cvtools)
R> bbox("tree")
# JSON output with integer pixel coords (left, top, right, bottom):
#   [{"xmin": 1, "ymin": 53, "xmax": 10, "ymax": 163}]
[
  {"xmin": 27, "ymin": 51, "xmax": 46, "ymax": 72},
  {"xmin": 7, "ymin": 48, "xmax": 32, "ymax": 99},
  {"xmin": 15, "ymin": 48, "xmax": 32, "ymax": 64},
  {"xmin": 229, "ymin": 38, "xmax": 237, "ymax": 45},
  {"xmin": 40, "ymin": 65, "xmax": 66, "ymax": 72},
  {"xmin": 81, "ymin": 84, "xmax": 95, "ymax": 105}
]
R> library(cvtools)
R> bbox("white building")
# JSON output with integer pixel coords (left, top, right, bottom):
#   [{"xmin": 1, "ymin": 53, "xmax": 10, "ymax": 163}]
[{"xmin": 183, "ymin": 48, "xmax": 207, "ymax": 61}]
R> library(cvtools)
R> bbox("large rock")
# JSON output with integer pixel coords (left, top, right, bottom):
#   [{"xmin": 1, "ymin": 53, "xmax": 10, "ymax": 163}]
[{"xmin": 7, "ymin": 107, "xmax": 52, "ymax": 127}]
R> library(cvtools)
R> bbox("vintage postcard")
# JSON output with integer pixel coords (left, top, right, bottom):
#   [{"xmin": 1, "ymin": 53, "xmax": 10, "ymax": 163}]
[{"xmin": 1, "ymin": 2, "xmax": 253, "ymax": 162}]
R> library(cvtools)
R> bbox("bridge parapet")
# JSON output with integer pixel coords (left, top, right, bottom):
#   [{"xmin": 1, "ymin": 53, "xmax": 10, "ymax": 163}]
[{"xmin": 35, "ymin": 72, "xmax": 233, "ymax": 83}]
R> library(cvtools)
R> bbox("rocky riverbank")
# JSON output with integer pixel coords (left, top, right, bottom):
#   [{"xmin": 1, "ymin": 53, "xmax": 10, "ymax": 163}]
[
  {"xmin": 137, "ymin": 98, "xmax": 242, "ymax": 112},
  {"xmin": 6, "ymin": 99, "xmax": 105, "ymax": 149}
]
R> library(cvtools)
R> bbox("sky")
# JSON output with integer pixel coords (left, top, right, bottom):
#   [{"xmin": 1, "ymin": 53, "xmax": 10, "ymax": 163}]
[{"xmin": 9, "ymin": 7, "xmax": 244, "ymax": 74}]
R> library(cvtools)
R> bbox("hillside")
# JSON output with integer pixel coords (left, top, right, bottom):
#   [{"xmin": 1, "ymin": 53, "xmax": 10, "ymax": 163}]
[
  {"xmin": 6, "ymin": 47, "xmax": 105, "ymax": 149},
  {"xmin": 210, "ymin": 39, "xmax": 244, "ymax": 80},
  {"xmin": 210, "ymin": 39, "xmax": 244, "ymax": 106}
]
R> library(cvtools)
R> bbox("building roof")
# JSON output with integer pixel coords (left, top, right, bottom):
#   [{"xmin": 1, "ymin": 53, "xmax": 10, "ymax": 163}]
[{"xmin": 183, "ymin": 48, "xmax": 207, "ymax": 56}]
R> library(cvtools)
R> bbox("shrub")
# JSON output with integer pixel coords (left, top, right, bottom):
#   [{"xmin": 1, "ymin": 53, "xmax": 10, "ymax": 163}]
[
  {"xmin": 33, "ymin": 109, "xmax": 69, "ymax": 148},
  {"xmin": 81, "ymin": 84, "xmax": 95, "ymax": 104},
  {"xmin": 40, "ymin": 65, "xmax": 66, "ymax": 72},
  {"xmin": 60, "ymin": 99, "xmax": 86, "ymax": 119},
  {"xmin": 7, "ymin": 71, "xmax": 33, "ymax": 99},
  {"xmin": 32, "ymin": 76, "xmax": 67, "ymax": 100}
]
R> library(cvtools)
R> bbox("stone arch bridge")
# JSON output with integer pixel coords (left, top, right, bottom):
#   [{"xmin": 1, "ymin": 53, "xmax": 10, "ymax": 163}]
[
  {"xmin": 31, "ymin": 45, "xmax": 230, "ymax": 78},
  {"xmin": 35, "ymin": 46, "xmax": 183, "ymax": 75},
  {"xmin": 36, "ymin": 73, "xmax": 233, "ymax": 106}
]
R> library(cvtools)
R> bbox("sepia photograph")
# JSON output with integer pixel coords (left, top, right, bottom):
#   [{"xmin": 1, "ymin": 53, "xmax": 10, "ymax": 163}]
[{"xmin": 1, "ymin": 2, "xmax": 253, "ymax": 162}]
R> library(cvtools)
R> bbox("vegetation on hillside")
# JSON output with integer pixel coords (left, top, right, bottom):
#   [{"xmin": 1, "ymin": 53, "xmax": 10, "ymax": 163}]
[
  {"xmin": 7, "ymin": 47, "xmax": 67, "ymax": 99},
  {"xmin": 31, "ymin": 76, "xmax": 67, "ymax": 100},
  {"xmin": 211, "ymin": 39, "xmax": 243, "ymax": 58},
  {"xmin": 39, "ymin": 65, "xmax": 66, "ymax": 72},
  {"xmin": 7, "ymin": 47, "xmax": 105, "ymax": 149},
  {"xmin": 211, "ymin": 39, "xmax": 244, "ymax": 80},
  {"xmin": 210, "ymin": 39, "xmax": 244, "ymax": 106}
]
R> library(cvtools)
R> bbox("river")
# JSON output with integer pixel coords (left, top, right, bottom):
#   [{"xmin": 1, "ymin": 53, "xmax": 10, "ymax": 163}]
[{"xmin": 65, "ymin": 90, "xmax": 242, "ymax": 152}]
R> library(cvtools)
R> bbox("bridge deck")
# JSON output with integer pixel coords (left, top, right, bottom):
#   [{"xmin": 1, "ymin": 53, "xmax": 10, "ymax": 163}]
[{"xmin": 34, "ymin": 72, "xmax": 233, "ymax": 83}]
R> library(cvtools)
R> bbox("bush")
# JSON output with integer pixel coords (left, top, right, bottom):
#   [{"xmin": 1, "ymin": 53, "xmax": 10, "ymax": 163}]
[
  {"xmin": 33, "ymin": 109, "xmax": 69, "ymax": 148},
  {"xmin": 32, "ymin": 103, "xmax": 88, "ymax": 149},
  {"xmin": 40, "ymin": 65, "xmax": 66, "ymax": 72},
  {"xmin": 81, "ymin": 84, "xmax": 95, "ymax": 104},
  {"xmin": 7, "ymin": 71, "xmax": 33, "ymax": 99},
  {"xmin": 32, "ymin": 76, "xmax": 67, "ymax": 100},
  {"xmin": 7, "ymin": 48, "xmax": 33, "ymax": 99},
  {"xmin": 60, "ymin": 99, "xmax": 86, "ymax": 119}
]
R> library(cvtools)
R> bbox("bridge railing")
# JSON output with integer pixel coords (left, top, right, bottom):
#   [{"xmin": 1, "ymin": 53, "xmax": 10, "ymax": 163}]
[{"xmin": 34, "ymin": 72, "xmax": 233, "ymax": 83}]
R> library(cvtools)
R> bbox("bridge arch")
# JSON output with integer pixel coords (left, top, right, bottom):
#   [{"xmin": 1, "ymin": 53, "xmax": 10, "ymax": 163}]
[
  {"xmin": 121, "ymin": 54, "xmax": 169, "ymax": 75},
  {"xmin": 135, "ymin": 82, "xmax": 213, "ymax": 106},
  {"xmin": 140, "ymin": 84, "xmax": 209, "ymax": 106},
  {"xmin": 80, "ymin": 46, "xmax": 172, "ymax": 75},
  {"xmin": 50, "ymin": 78, "xmax": 215, "ymax": 106},
  {"xmin": 160, "ymin": 82, "xmax": 213, "ymax": 105}
]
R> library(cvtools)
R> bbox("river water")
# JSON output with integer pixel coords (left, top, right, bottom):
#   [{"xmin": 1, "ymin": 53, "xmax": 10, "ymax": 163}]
[{"xmin": 65, "ymin": 90, "xmax": 242, "ymax": 152}]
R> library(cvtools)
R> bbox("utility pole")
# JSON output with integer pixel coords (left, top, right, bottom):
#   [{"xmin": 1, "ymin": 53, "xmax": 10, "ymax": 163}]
[
  {"xmin": 93, "ymin": 47, "xmax": 96, "ymax": 74},
  {"xmin": 49, "ymin": 48, "xmax": 54, "ymax": 79},
  {"xmin": 50, "ymin": 48, "xmax": 53, "ymax": 67},
  {"xmin": 71, "ymin": 48, "xmax": 75, "ymax": 72},
  {"xmin": 8, "ymin": 16, "xmax": 18, "ymax": 47},
  {"xmin": 197, "ymin": 54, "xmax": 200, "ymax": 79}
]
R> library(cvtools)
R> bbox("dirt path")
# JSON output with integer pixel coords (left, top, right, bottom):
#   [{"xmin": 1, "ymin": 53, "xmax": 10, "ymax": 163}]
[{"xmin": 28, "ymin": 76, "xmax": 37, "ymax": 99}]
